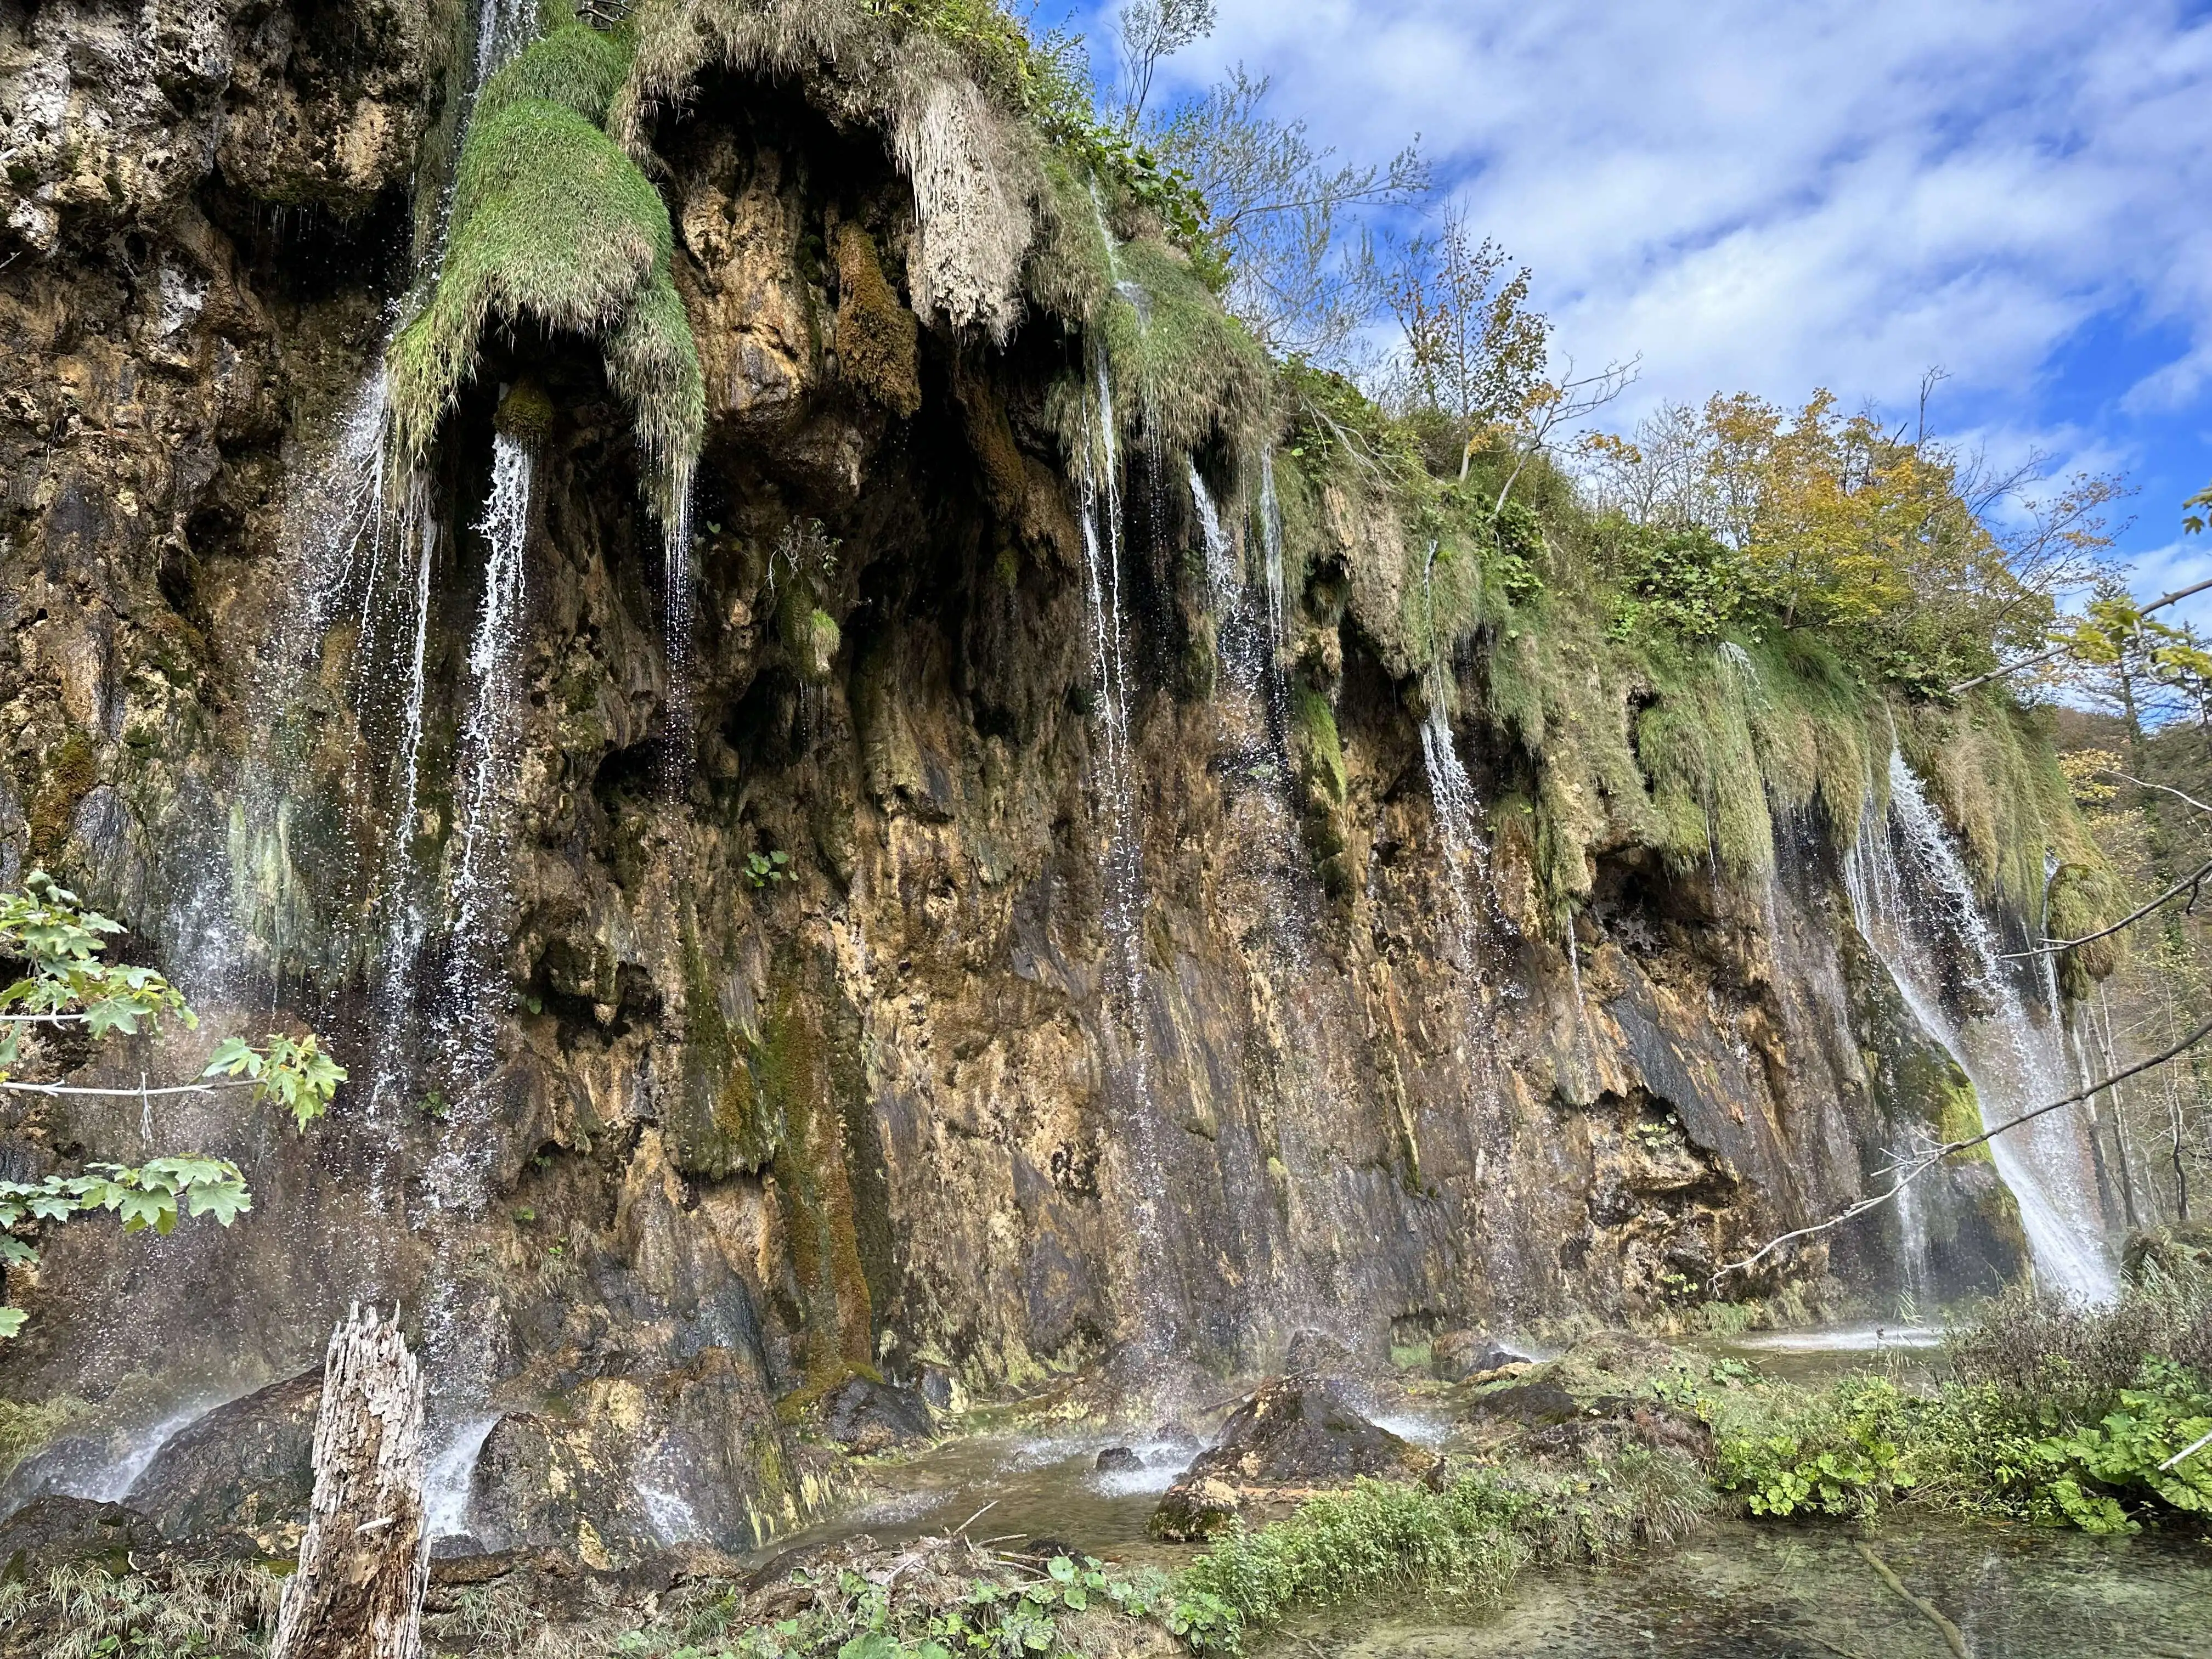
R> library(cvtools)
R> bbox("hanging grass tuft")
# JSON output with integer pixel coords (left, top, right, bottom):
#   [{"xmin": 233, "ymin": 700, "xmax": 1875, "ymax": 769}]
[{"xmin": 388, "ymin": 12, "xmax": 702, "ymax": 529}]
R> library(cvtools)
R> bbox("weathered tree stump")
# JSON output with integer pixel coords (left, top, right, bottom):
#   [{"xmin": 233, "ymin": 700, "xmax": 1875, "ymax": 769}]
[{"xmin": 271, "ymin": 1304, "xmax": 430, "ymax": 1659}]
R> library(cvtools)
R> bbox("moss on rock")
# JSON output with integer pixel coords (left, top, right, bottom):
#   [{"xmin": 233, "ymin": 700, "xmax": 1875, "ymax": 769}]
[
  {"xmin": 833, "ymin": 223, "xmax": 921, "ymax": 418},
  {"xmin": 493, "ymin": 376, "xmax": 556, "ymax": 439},
  {"xmin": 28, "ymin": 732, "xmax": 98, "ymax": 863}
]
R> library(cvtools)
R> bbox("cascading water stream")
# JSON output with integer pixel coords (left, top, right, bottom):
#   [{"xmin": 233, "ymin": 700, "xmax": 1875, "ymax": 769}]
[
  {"xmin": 1843, "ymin": 751, "xmax": 2117, "ymax": 1301},
  {"xmin": 1257, "ymin": 449, "xmax": 1285, "ymax": 644},
  {"xmin": 414, "ymin": 434, "xmax": 536, "ymax": 1539},
  {"xmin": 1071, "ymin": 339, "xmax": 1189, "ymax": 1369}
]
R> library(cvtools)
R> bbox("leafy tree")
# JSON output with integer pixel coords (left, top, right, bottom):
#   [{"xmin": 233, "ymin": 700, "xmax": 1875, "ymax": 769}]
[
  {"xmin": 1114, "ymin": 0, "xmax": 1215, "ymax": 130},
  {"xmin": 1582, "ymin": 389, "xmax": 2122, "ymax": 689},
  {"xmin": 0, "ymin": 871, "xmax": 344, "ymax": 1337}
]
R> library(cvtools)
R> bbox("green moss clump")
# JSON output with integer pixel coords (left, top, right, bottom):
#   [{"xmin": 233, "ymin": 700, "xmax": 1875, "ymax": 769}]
[
  {"xmin": 481, "ymin": 16, "xmax": 632, "ymax": 122},
  {"xmin": 1290, "ymin": 687, "xmax": 1353, "ymax": 893},
  {"xmin": 776, "ymin": 585, "xmax": 842, "ymax": 684},
  {"xmin": 2047, "ymin": 859, "xmax": 2121, "ymax": 997},
  {"xmin": 389, "ymin": 14, "xmax": 701, "ymax": 528},
  {"xmin": 1931, "ymin": 1064, "xmax": 1990, "ymax": 1159},
  {"xmin": 1098, "ymin": 237, "xmax": 1268, "ymax": 460},
  {"xmin": 493, "ymin": 376, "xmax": 556, "ymax": 439},
  {"xmin": 28, "ymin": 732, "xmax": 98, "ymax": 862},
  {"xmin": 833, "ymin": 223, "xmax": 921, "ymax": 418}
]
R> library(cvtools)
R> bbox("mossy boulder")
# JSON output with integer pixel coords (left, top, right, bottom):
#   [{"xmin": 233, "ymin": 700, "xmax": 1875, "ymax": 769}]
[{"xmin": 1149, "ymin": 1379, "xmax": 1428, "ymax": 1542}]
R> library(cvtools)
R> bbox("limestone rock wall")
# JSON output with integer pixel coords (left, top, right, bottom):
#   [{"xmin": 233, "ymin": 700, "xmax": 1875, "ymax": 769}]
[{"xmin": 0, "ymin": 16, "xmax": 1998, "ymax": 1561}]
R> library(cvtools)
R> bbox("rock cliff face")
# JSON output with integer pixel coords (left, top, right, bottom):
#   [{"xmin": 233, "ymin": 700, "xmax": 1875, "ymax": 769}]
[{"xmin": 0, "ymin": 0, "xmax": 2024, "ymax": 1562}]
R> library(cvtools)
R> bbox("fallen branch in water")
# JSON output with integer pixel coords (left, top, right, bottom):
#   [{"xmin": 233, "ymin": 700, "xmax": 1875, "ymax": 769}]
[
  {"xmin": 1853, "ymin": 1542, "xmax": 1968, "ymax": 1659},
  {"xmin": 1712, "ymin": 1015, "xmax": 2212, "ymax": 1288}
]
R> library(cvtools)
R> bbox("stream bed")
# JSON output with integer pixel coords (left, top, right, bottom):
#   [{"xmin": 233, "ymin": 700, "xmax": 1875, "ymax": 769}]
[
  {"xmin": 742, "ymin": 1332, "xmax": 2212, "ymax": 1657},
  {"xmin": 1307, "ymin": 1517, "xmax": 2212, "ymax": 1658}
]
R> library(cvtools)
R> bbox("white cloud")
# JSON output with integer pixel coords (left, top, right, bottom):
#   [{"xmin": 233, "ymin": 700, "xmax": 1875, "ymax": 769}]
[{"xmin": 1143, "ymin": 0, "xmax": 2212, "ymax": 430}]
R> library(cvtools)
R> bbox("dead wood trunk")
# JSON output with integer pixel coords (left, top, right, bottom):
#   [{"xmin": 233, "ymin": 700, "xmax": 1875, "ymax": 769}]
[{"xmin": 271, "ymin": 1304, "xmax": 430, "ymax": 1659}]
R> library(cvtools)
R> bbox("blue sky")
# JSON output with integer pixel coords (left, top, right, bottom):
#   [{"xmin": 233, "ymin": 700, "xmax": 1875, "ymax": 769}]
[{"xmin": 1070, "ymin": 0, "xmax": 2212, "ymax": 629}]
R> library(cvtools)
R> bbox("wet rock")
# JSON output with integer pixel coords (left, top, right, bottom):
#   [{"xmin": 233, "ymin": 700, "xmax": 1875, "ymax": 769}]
[
  {"xmin": 127, "ymin": 1370, "xmax": 320, "ymax": 1543},
  {"xmin": 1149, "ymin": 1475, "xmax": 1244, "ymax": 1542},
  {"xmin": 1523, "ymin": 1399, "xmax": 1714, "ymax": 1466},
  {"xmin": 470, "ymin": 1347, "xmax": 816, "ymax": 1563},
  {"xmin": 0, "ymin": 1494, "xmax": 155, "ymax": 1577},
  {"xmin": 0, "ymin": 1431, "xmax": 126, "ymax": 1514},
  {"xmin": 1149, "ymin": 1379, "xmax": 1428, "ymax": 1541},
  {"xmin": 819, "ymin": 1376, "xmax": 933, "ymax": 1455},
  {"xmin": 1464, "ymin": 1380, "xmax": 1588, "ymax": 1426},
  {"xmin": 1094, "ymin": 1446, "xmax": 1144, "ymax": 1472},
  {"xmin": 1432, "ymin": 1329, "xmax": 1530, "ymax": 1382},
  {"xmin": 1458, "ymin": 1332, "xmax": 1714, "ymax": 1465},
  {"xmin": 918, "ymin": 1363, "xmax": 960, "ymax": 1411},
  {"xmin": 1153, "ymin": 1420, "xmax": 1199, "ymax": 1449}
]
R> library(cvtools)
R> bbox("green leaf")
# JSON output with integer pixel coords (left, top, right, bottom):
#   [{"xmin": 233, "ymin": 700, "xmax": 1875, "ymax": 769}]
[
  {"xmin": 0, "ymin": 1308, "xmax": 25, "ymax": 1339},
  {"xmin": 202, "ymin": 1036, "xmax": 261, "ymax": 1079},
  {"xmin": 183, "ymin": 1181, "xmax": 251, "ymax": 1226}
]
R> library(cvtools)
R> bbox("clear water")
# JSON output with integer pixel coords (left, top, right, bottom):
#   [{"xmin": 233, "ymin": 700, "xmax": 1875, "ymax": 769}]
[{"xmin": 1312, "ymin": 1517, "xmax": 2212, "ymax": 1658}]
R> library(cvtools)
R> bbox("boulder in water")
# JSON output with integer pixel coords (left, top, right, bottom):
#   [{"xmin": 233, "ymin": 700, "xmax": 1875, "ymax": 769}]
[
  {"xmin": 127, "ymin": 1369, "xmax": 320, "ymax": 1545},
  {"xmin": 1431, "ymin": 1329, "xmax": 1531, "ymax": 1382},
  {"xmin": 1094, "ymin": 1446, "xmax": 1144, "ymax": 1472},
  {"xmin": 817, "ymin": 1376, "xmax": 933, "ymax": 1454},
  {"xmin": 1148, "ymin": 1379, "xmax": 1429, "ymax": 1541}
]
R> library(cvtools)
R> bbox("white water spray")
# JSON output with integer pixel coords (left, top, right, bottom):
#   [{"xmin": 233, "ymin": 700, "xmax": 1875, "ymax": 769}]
[
  {"xmin": 1257, "ymin": 448, "xmax": 1285, "ymax": 644},
  {"xmin": 1843, "ymin": 751, "xmax": 2115, "ymax": 1301}
]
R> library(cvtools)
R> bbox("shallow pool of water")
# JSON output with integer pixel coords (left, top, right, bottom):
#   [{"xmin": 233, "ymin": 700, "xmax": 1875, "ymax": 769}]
[
  {"xmin": 1305, "ymin": 1517, "xmax": 2212, "ymax": 1658},
  {"xmin": 758, "ymin": 1429, "xmax": 1207, "ymax": 1568}
]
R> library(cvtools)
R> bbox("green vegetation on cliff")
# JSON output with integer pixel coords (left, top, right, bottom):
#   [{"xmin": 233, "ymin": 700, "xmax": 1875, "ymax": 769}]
[{"xmin": 391, "ymin": 5, "xmax": 701, "ymax": 527}]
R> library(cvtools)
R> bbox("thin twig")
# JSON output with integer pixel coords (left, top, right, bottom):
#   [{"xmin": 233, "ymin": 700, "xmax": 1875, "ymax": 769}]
[
  {"xmin": 1714, "ymin": 1015, "xmax": 2212, "ymax": 1285},
  {"xmin": 2002, "ymin": 857, "xmax": 2212, "ymax": 960},
  {"xmin": 1948, "ymin": 575, "xmax": 2212, "ymax": 696},
  {"xmin": 2158, "ymin": 1426, "xmax": 2212, "ymax": 1472},
  {"xmin": 0, "ymin": 1079, "xmax": 252, "ymax": 1098},
  {"xmin": 2099, "ymin": 768, "xmax": 2212, "ymax": 820},
  {"xmin": 949, "ymin": 1500, "xmax": 997, "ymax": 1538},
  {"xmin": 1853, "ymin": 1543, "xmax": 1967, "ymax": 1659}
]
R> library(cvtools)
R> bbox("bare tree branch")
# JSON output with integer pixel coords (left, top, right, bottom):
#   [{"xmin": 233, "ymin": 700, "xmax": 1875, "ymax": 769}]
[
  {"xmin": 2099, "ymin": 768, "xmax": 2212, "ymax": 819},
  {"xmin": 1711, "ymin": 1014, "xmax": 2212, "ymax": 1288},
  {"xmin": 2002, "ymin": 856, "xmax": 2212, "ymax": 961},
  {"xmin": 1948, "ymin": 575, "xmax": 2212, "ymax": 696}
]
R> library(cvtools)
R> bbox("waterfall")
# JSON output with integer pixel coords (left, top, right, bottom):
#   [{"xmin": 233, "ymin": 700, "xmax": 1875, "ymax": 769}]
[
  {"xmin": 436, "ymin": 433, "xmax": 533, "ymax": 1147},
  {"xmin": 1192, "ymin": 464, "xmax": 1236, "ymax": 603},
  {"xmin": 1257, "ymin": 448, "xmax": 1285, "ymax": 643},
  {"xmin": 1419, "ymin": 699, "xmax": 1489, "ymax": 975},
  {"xmin": 1843, "ymin": 751, "xmax": 2117, "ymax": 1301},
  {"xmin": 473, "ymin": 0, "xmax": 537, "ymax": 83},
  {"xmin": 661, "ymin": 469, "xmax": 696, "ymax": 788},
  {"xmin": 1075, "ymin": 359, "xmax": 1183, "ymax": 1363}
]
